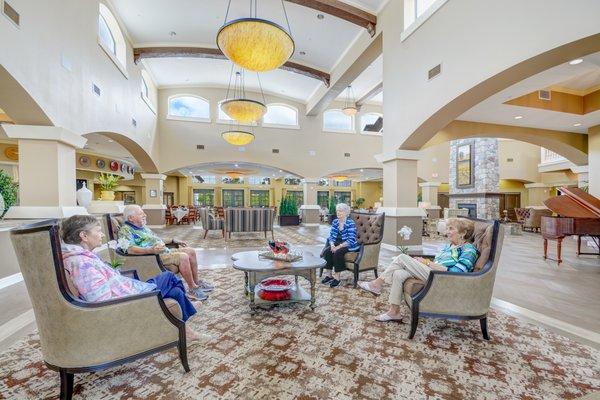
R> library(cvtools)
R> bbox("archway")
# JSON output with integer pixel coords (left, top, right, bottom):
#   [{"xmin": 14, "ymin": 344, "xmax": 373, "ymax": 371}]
[
  {"xmin": 0, "ymin": 65, "xmax": 53, "ymax": 127},
  {"xmin": 83, "ymin": 132, "xmax": 159, "ymax": 173}
]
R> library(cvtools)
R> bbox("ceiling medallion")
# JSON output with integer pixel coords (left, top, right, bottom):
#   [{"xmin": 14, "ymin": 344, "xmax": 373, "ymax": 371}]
[
  {"xmin": 342, "ymin": 85, "xmax": 358, "ymax": 116},
  {"xmin": 217, "ymin": 1, "xmax": 294, "ymax": 72},
  {"xmin": 222, "ymin": 130, "xmax": 255, "ymax": 146}
]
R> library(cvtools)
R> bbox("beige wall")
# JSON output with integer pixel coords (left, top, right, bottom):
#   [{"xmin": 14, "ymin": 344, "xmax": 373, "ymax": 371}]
[
  {"xmin": 356, "ymin": 181, "xmax": 383, "ymax": 208},
  {"xmin": 157, "ymin": 87, "xmax": 382, "ymax": 177},
  {"xmin": 381, "ymin": 0, "xmax": 600, "ymax": 151},
  {"xmin": 499, "ymin": 140, "xmax": 541, "ymax": 183},
  {"xmin": 0, "ymin": 0, "xmax": 159, "ymax": 164}
]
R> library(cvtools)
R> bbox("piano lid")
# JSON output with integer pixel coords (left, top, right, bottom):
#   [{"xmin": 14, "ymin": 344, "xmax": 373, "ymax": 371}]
[{"xmin": 543, "ymin": 187, "xmax": 600, "ymax": 218}]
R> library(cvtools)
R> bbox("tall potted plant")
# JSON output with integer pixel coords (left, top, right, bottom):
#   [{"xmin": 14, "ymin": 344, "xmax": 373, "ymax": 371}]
[
  {"xmin": 279, "ymin": 197, "xmax": 300, "ymax": 226},
  {"xmin": 96, "ymin": 173, "xmax": 122, "ymax": 201},
  {"xmin": 327, "ymin": 196, "xmax": 337, "ymax": 224},
  {"xmin": 0, "ymin": 170, "xmax": 18, "ymax": 219}
]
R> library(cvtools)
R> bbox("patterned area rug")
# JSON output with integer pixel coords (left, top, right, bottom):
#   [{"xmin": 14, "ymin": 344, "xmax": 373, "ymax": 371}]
[
  {"xmin": 0, "ymin": 267, "xmax": 599, "ymax": 399},
  {"xmin": 154, "ymin": 224, "xmax": 324, "ymax": 249}
]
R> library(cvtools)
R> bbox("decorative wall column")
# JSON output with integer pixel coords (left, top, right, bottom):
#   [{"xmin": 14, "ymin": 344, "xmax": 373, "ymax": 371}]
[
  {"xmin": 419, "ymin": 181, "xmax": 442, "ymax": 218},
  {"xmin": 300, "ymin": 178, "xmax": 320, "ymax": 225},
  {"xmin": 2, "ymin": 125, "xmax": 88, "ymax": 218},
  {"xmin": 524, "ymin": 183, "xmax": 552, "ymax": 207},
  {"xmin": 588, "ymin": 125, "xmax": 600, "ymax": 198},
  {"xmin": 375, "ymin": 150, "xmax": 426, "ymax": 248},
  {"xmin": 141, "ymin": 173, "xmax": 166, "ymax": 227}
]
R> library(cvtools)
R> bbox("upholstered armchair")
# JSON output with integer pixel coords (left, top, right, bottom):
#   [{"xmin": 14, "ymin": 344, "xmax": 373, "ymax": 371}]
[
  {"xmin": 10, "ymin": 220, "xmax": 190, "ymax": 400},
  {"xmin": 523, "ymin": 208, "xmax": 553, "ymax": 232},
  {"xmin": 320, "ymin": 212, "xmax": 385, "ymax": 287},
  {"xmin": 199, "ymin": 207, "xmax": 225, "ymax": 238},
  {"xmin": 402, "ymin": 218, "xmax": 504, "ymax": 340},
  {"xmin": 103, "ymin": 213, "xmax": 167, "ymax": 281}
]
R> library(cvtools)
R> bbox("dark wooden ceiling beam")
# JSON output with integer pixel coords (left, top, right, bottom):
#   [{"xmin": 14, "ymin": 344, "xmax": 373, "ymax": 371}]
[
  {"xmin": 284, "ymin": 0, "xmax": 377, "ymax": 36},
  {"xmin": 133, "ymin": 47, "xmax": 330, "ymax": 86}
]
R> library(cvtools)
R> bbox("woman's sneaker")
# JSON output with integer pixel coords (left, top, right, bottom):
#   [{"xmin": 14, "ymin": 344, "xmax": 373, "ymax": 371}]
[
  {"xmin": 321, "ymin": 276, "xmax": 333, "ymax": 284},
  {"xmin": 197, "ymin": 279, "xmax": 215, "ymax": 292}
]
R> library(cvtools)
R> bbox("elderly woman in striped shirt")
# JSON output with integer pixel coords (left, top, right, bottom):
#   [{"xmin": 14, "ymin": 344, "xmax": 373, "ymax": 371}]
[
  {"xmin": 358, "ymin": 217, "xmax": 479, "ymax": 322},
  {"xmin": 321, "ymin": 203, "xmax": 359, "ymax": 288}
]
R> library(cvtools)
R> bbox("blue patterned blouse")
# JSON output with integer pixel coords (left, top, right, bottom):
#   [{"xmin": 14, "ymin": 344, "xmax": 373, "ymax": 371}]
[{"xmin": 328, "ymin": 218, "xmax": 359, "ymax": 251}]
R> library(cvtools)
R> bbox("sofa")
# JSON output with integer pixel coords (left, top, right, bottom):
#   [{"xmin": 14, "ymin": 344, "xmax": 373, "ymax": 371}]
[{"xmin": 224, "ymin": 207, "xmax": 275, "ymax": 239}]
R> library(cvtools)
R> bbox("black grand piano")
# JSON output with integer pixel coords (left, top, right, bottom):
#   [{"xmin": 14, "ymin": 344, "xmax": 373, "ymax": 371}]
[{"xmin": 541, "ymin": 187, "xmax": 600, "ymax": 264}]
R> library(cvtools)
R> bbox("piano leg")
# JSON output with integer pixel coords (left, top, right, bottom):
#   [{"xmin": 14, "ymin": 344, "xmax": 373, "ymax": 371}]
[
  {"xmin": 577, "ymin": 235, "xmax": 581, "ymax": 255},
  {"xmin": 557, "ymin": 237, "xmax": 563, "ymax": 264},
  {"xmin": 543, "ymin": 239, "xmax": 548, "ymax": 259}
]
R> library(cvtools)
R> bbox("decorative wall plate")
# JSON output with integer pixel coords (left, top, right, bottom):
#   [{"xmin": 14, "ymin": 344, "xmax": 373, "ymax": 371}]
[
  {"xmin": 96, "ymin": 159, "xmax": 106, "ymax": 169},
  {"xmin": 4, "ymin": 146, "xmax": 18, "ymax": 161},
  {"xmin": 120, "ymin": 164, "xmax": 127, "ymax": 173},
  {"xmin": 110, "ymin": 161, "xmax": 119, "ymax": 171},
  {"xmin": 79, "ymin": 156, "xmax": 90, "ymax": 167}
]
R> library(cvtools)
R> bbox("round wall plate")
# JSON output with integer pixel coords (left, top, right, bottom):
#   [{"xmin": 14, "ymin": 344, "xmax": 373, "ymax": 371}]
[
  {"xmin": 110, "ymin": 161, "xmax": 119, "ymax": 171},
  {"xmin": 79, "ymin": 156, "xmax": 90, "ymax": 167},
  {"xmin": 96, "ymin": 159, "xmax": 106, "ymax": 169},
  {"xmin": 120, "ymin": 164, "xmax": 127, "ymax": 173},
  {"xmin": 4, "ymin": 146, "xmax": 18, "ymax": 161}
]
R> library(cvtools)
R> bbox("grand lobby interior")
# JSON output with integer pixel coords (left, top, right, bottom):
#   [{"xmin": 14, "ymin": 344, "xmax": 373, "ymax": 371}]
[{"xmin": 0, "ymin": 0, "xmax": 600, "ymax": 399}]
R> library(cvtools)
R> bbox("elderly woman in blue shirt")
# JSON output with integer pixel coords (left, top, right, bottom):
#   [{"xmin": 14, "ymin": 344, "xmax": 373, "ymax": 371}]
[
  {"xmin": 358, "ymin": 217, "xmax": 479, "ymax": 322},
  {"xmin": 321, "ymin": 203, "xmax": 359, "ymax": 288}
]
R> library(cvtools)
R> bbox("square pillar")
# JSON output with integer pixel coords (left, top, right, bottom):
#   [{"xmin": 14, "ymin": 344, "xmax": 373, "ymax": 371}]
[
  {"xmin": 419, "ymin": 181, "xmax": 442, "ymax": 218},
  {"xmin": 141, "ymin": 173, "xmax": 166, "ymax": 227},
  {"xmin": 2, "ymin": 125, "xmax": 88, "ymax": 218},
  {"xmin": 375, "ymin": 150, "xmax": 426, "ymax": 248},
  {"xmin": 300, "ymin": 178, "xmax": 320, "ymax": 225}
]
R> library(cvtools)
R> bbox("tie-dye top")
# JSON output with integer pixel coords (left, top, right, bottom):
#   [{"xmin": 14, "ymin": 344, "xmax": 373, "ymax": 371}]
[
  {"xmin": 117, "ymin": 221, "xmax": 170, "ymax": 254},
  {"xmin": 434, "ymin": 243, "xmax": 479, "ymax": 273},
  {"xmin": 61, "ymin": 243, "xmax": 156, "ymax": 302}
]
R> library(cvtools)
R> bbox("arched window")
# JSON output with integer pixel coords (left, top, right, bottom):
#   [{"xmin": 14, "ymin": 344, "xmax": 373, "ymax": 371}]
[
  {"xmin": 168, "ymin": 95, "xmax": 210, "ymax": 122},
  {"xmin": 98, "ymin": 4, "xmax": 127, "ymax": 72},
  {"xmin": 262, "ymin": 103, "xmax": 299, "ymax": 128},
  {"xmin": 360, "ymin": 113, "xmax": 383, "ymax": 134},
  {"xmin": 323, "ymin": 109, "xmax": 354, "ymax": 133}
]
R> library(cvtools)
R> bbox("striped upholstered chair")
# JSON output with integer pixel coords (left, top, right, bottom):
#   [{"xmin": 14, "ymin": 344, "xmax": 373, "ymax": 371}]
[{"xmin": 199, "ymin": 207, "xmax": 225, "ymax": 238}]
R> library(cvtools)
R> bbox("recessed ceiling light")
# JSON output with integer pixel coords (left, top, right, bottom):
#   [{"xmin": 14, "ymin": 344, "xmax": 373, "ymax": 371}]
[
  {"xmin": 360, "ymin": 169, "xmax": 364, "ymax": 172},
  {"xmin": 573, "ymin": 123, "xmax": 582, "ymax": 127},
  {"xmin": 279, "ymin": 169, "xmax": 283, "ymax": 172},
  {"xmin": 569, "ymin": 58, "xmax": 583, "ymax": 65},
  {"xmin": 107, "ymin": 139, "xmax": 114, "ymax": 143},
  {"xmin": 234, "ymin": 164, "xmax": 239, "ymax": 167},
  {"xmin": 514, "ymin": 115, "xmax": 523, "ymax": 120},
  {"xmin": 317, "ymin": 14, "xmax": 324, "ymax": 20}
]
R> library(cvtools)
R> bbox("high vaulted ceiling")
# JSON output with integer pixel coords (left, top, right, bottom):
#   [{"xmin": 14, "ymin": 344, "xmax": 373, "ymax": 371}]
[
  {"xmin": 111, "ymin": 0, "xmax": 386, "ymax": 103},
  {"xmin": 459, "ymin": 52, "xmax": 600, "ymax": 134}
]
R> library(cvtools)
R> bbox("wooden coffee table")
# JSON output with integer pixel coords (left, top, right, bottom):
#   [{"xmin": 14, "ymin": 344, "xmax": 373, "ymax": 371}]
[{"xmin": 231, "ymin": 250, "xmax": 326, "ymax": 313}]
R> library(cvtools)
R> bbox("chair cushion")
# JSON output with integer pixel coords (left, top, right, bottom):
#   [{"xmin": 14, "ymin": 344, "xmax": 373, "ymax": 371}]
[
  {"xmin": 64, "ymin": 270, "xmax": 81, "ymax": 298},
  {"xmin": 110, "ymin": 215, "xmax": 124, "ymax": 239},
  {"xmin": 344, "ymin": 252, "xmax": 358, "ymax": 262},
  {"xmin": 404, "ymin": 277, "xmax": 425, "ymax": 296},
  {"xmin": 473, "ymin": 222, "xmax": 493, "ymax": 272},
  {"xmin": 164, "ymin": 298, "xmax": 182, "ymax": 319}
]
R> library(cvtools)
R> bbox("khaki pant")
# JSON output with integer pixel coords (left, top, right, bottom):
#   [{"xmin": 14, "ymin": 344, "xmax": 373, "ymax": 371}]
[{"xmin": 382, "ymin": 254, "xmax": 431, "ymax": 306}]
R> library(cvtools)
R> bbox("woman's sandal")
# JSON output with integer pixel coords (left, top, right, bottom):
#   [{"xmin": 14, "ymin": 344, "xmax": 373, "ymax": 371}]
[
  {"xmin": 375, "ymin": 313, "xmax": 403, "ymax": 323},
  {"xmin": 358, "ymin": 281, "xmax": 381, "ymax": 296}
]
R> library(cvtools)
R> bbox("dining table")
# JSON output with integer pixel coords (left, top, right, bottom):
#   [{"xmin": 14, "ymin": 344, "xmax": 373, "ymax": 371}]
[{"xmin": 171, "ymin": 207, "xmax": 188, "ymax": 223}]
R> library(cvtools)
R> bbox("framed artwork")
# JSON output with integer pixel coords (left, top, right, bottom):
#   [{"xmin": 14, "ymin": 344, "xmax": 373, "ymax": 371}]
[
  {"xmin": 122, "ymin": 191, "xmax": 136, "ymax": 205},
  {"xmin": 456, "ymin": 144, "xmax": 473, "ymax": 187}
]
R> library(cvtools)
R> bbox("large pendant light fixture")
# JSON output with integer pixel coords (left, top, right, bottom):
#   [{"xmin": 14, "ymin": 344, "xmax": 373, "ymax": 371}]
[
  {"xmin": 342, "ymin": 85, "xmax": 358, "ymax": 116},
  {"xmin": 217, "ymin": 0, "xmax": 294, "ymax": 72},
  {"xmin": 221, "ymin": 68, "xmax": 266, "ymax": 123}
]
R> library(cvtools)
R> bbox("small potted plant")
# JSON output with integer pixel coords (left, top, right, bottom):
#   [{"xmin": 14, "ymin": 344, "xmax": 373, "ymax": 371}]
[
  {"xmin": 327, "ymin": 197, "xmax": 337, "ymax": 224},
  {"xmin": 278, "ymin": 197, "xmax": 300, "ymax": 226},
  {"xmin": 0, "ymin": 170, "xmax": 18, "ymax": 219},
  {"xmin": 96, "ymin": 172, "xmax": 122, "ymax": 201},
  {"xmin": 353, "ymin": 197, "xmax": 365, "ymax": 209},
  {"xmin": 397, "ymin": 225, "xmax": 413, "ymax": 254}
]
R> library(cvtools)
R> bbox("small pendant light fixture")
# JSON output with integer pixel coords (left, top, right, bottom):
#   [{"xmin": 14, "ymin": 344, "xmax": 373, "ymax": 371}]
[
  {"xmin": 220, "ymin": 67, "xmax": 267, "ymax": 124},
  {"xmin": 342, "ymin": 85, "xmax": 358, "ymax": 116}
]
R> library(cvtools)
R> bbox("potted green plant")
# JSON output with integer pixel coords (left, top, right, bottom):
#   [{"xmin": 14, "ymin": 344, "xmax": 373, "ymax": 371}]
[
  {"xmin": 279, "ymin": 197, "xmax": 300, "ymax": 226},
  {"xmin": 96, "ymin": 172, "xmax": 122, "ymax": 201},
  {"xmin": 0, "ymin": 170, "xmax": 18, "ymax": 219},
  {"xmin": 327, "ymin": 197, "xmax": 337, "ymax": 224},
  {"xmin": 353, "ymin": 197, "xmax": 365, "ymax": 209}
]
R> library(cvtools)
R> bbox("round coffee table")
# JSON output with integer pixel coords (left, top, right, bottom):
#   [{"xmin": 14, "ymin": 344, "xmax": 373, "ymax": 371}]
[{"xmin": 232, "ymin": 250, "xmax": 326, "ymax": 313}]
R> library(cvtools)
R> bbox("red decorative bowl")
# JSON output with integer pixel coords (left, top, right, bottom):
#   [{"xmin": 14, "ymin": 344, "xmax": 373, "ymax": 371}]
[{"xmin": 256, "ymin": 278, "xmax": 293, "ymax": 301}]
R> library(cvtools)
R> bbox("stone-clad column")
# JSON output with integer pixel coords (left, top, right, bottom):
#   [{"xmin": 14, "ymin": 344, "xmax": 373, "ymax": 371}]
[
  {"xmin": 300, "ymin": 178, "xmax": 320, "ymax": 225},
  {"xmin": 141, "ymin": 173, "xmax": 166, "ymax": 227},
  {"xmin": 375, "ymin": 150, "xmax": 426, "ymax": 248},
  {"xmin": 2, "ymin": 125, "xmax": 89, "ymax": 218}
]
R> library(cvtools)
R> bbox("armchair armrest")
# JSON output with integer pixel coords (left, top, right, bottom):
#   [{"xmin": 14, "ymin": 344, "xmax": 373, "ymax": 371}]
[
  {"xmin": 415, "ymin": 271, "xmax": 493, "ymax": 316},
  {"xmin": 51, "ymin": 291, "xmax": 182, "ymax": 367},
  {"xmin": 120, "ymin": 269, "xmax": 140, "ymax": 280},
  {"xmin": 114, "ymin": 249, "xmax": 165, "ymax": 281}
]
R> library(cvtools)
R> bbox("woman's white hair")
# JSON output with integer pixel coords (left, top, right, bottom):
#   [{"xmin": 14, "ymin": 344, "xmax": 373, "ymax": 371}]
[{"xmin": 335, "ymin": 203, "xmax": 351, "ymax": 216}]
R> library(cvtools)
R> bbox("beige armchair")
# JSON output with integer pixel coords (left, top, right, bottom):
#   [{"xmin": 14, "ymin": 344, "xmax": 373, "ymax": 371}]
[
  {"xmin": 103, "ymin": 213, "xmax": 168, "ymax": 281},
  {"xmin": 10, "ymin": 220, "xmax": 190, "ymax": 400},
  {"xmin": 198, "ymin": 207, "xmax": 225, "ymax": 238},
  {"xmin": 523, "ymin": 208, "xmax": 553, "ymax": 232},
  {"xmin": 402, "ymin": 218, "xmax": 504, "ymax": 339},
  {"xmin": 320, "ymin": 211, "xmax": 385, "ymax": 287}
]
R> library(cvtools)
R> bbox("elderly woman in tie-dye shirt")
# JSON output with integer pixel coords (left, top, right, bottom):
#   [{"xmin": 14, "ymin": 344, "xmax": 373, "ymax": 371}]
[
  {"xmin": 60, "ymin": 215, "xmax": 202, "ymax": 341},
  {"xmin": 358, "ymin": 217, "xmax": 479, "ymax": 322}
]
